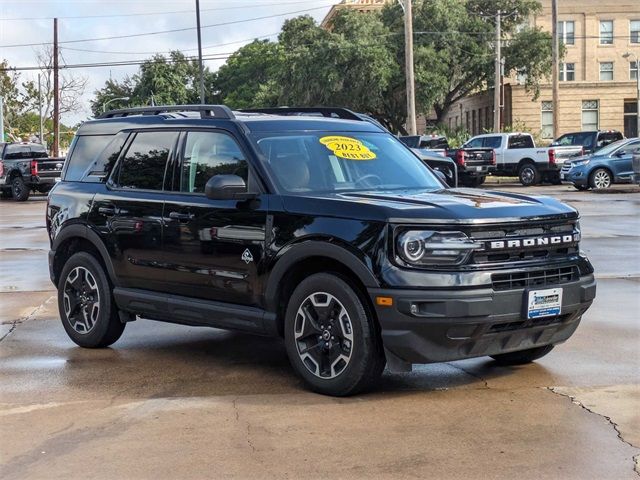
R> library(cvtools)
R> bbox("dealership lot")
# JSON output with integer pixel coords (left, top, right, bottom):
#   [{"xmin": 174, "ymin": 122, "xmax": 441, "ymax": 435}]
[{"xmin": 1, "ymin": 184, "xmax": 639, "ymax": 479}]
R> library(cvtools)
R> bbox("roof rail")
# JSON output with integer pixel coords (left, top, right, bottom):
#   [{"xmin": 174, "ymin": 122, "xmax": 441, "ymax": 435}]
[
  {"xmin": 239, "ymin": 107, "xmax": 363, "ymax": 121},
  {"xmin": 97, "ymin": 105, "xmax": 235, "ymax": 120}
]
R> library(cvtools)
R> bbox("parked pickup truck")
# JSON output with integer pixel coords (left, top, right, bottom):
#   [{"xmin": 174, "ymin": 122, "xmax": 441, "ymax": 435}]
[
  {"xmin": 400, "ymin": 135, "xmax": 495, "ymax": 187},
  {"xmin": 462, "ymin": 133, "xmax": 582, "ymax": 186},
  {"xmin": 551, "ymin": 130, "xmax": 624, "ymax": 155},
  {"xmin": 0, "ymin": 142, "xmax": 65, "ymax": 201}
]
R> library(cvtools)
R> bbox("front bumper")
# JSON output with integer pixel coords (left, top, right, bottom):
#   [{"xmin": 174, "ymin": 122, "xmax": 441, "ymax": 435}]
[
  {"xmin": 369, "ymin": 274, "xmax": 596, "ymax": 364},
  {"xmin": 560, "ymin": 167, "xmax": 589, "ymax": 185}
]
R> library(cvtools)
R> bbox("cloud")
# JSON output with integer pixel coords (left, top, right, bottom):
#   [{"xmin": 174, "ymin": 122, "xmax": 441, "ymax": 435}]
[{"xmin": 1, "ymin": 0, "xmax": 337, "ymax": 125}]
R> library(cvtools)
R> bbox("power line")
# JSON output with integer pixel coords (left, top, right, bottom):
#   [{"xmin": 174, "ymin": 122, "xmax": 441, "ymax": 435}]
[
  {"xmin": 0, "ymin": 5, "xmax": 332, "ymax": 49},
  {"xmin": 0, "ymin": 0, "xmax": 328, "ymax": 21},
  {"xmin": 60, "ymin": 33, "xmax": 280, "ymax": 56}
]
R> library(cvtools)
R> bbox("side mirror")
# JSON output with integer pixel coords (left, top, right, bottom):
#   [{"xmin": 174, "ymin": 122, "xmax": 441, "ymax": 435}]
[
  {"xmin": 434, "ymin": 169, "xmax": 448, "ymax": 185},
  {"xmin": 205, "ymin": 174, "xmax": 249, "ymax": 200}
]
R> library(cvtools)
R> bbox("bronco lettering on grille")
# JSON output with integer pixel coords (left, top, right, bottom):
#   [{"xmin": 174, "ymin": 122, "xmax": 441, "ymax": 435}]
[{"xmin": 487, "ymin": 234, "xmax": 578, "ymax": 251}]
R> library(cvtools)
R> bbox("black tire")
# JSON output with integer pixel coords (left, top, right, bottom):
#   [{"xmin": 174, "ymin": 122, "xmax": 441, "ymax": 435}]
[
  {"xmin": 0, "ymin": 188, "xmax": 12, "ymax": 199},
  {"xmin": 11, "ymin": 176, "xmax": 30, "ymax": 201},
  {"xmin": 589, "ymin": 168, "xmax": 612, "ymax": 190},
  {"xmin": 490, "ymin": 345, "xmax": 554, "ymax": 366},
  {"xmin": 58, "ymin": 252, "xmax": 125, "ymax": 348},
  {"xmin": 573, "ymin": 184, "xmax": 589, "ymax": 191},
  {"xmin": 284, "ymin": 273, "xmax": 385, "ymax": 396},
  {"xmin": 518, "ymin": 163, "xmax": 540, "ymax": 187}
]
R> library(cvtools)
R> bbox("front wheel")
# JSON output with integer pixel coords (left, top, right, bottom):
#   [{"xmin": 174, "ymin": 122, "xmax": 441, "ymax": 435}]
[
  {"xmin": 491, "ymin": 345, "xmax": 554, "ymax": 366},
  {"xmin": 11, "ymin": 176, "xmax": 30, "ymax": 201},
  {"xmin": 58, "ymin": 252, "xmax": 125, "ymax": 348},
  {"xmin": 518, "ymin": 164, "xmax": 540, "ymax": 187},
  {"xmin": 589, "ymin": 168, "xmax": 612, "ymax": 189},
  {"xmin": 284, "ymin": 273, "xmax": 385, "ymax": 396}
]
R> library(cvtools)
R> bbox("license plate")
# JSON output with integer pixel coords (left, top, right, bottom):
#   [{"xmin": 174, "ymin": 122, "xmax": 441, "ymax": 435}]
[
  {"xmin": 526, "ymin": 288, "xmax": 562, "ymax": 319},
  {"xmin": 475, "ymin": 166, "xmax": 483, "ymax": 172},
  {"xmin": 560, "ymin": 173, "xmax": 565, "ymax": 180}
]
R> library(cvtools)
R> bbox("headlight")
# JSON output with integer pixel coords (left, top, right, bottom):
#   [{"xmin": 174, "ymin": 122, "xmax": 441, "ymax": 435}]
[
  {"xmin": 572, "ymin": 159, "xmax": 590, "ymax": 167},
  {"xmin": 396, "ymin": 230, "xmax": 481, "ymax": 266}
]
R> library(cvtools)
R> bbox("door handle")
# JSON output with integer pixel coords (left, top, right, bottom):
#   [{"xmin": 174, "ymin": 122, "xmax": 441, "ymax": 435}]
[
  {"xmin": 98, "ymin": 206, "xmax": 116, "ymax": 216},
  {"xmin": 168, "ymin": 211, "xmax": 194, "ymax": 221}
]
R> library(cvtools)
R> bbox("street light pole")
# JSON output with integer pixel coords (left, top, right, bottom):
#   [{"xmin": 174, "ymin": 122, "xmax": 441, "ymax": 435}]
[
  {"xmin": 102, "ymin": 97, "xmax": 130, "ymax": 113},
  {"xmin": 399, "ymin": 0, "xmax": 417, "ymax": 135},
  {"xmin": 623, "ymin": 52, "xmax": 640, "ymax": 136},
  {"xmin": 493, "ymin": 11, "xmax": 501, "ymax": 133}
]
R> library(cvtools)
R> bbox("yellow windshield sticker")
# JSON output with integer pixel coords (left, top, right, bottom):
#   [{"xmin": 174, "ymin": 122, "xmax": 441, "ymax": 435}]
[{"xmin": 320, "ymin": 136, "xmax": 376, "ymax": 160}]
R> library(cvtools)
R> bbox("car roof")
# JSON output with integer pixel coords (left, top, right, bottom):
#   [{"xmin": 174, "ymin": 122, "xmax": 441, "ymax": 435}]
[{"xmin": 76, "ymin": 106, "xmax": 385, "ymax": 136}]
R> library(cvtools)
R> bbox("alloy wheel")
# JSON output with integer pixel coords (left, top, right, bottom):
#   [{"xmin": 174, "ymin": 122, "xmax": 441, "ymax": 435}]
[
  {"xmin": 521, "ymin": 167, "xmax": 534, "ymax": 184},
  {"xmin": 592, "ymin": 170, "xmax": 611, "ymax": 189},
  {"xmin": 63, "ymin": 266, "xmax": 101, "ymax": 334},
  {"xmin": 294, "ymin": 292, "xmax": 354, "ymax": 379}
]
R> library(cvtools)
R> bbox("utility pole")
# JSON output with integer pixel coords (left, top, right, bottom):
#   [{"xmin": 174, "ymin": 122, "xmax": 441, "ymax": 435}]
[
  {"xmin": 195, "ymin": 0, "xmax": 205, "ymax": 104},
  {"xmin": 551, "ymin": 0, "xmax": 559, "ymax": 138},
  {"xmin": 493, "ymin": 10, "xmax": 501, "ymax": 133},
  {"xmin": 403, "ymin": 0, "xmax": 417, "ymax": 135},
  {"xmin": 38, "ymin": 74, "xmax": 44, "ymax": 145},
  {"xmin": 0, "ymin": 95, "xmax": 4, "ymax": 142},
  {"xmin": 53, "ymin": 18, "xmax": 60, "ymax": 156}
]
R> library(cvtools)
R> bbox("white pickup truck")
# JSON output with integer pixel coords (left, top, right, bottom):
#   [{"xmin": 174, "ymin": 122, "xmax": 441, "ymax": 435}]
[{"xmin": 462, "ymin": 132, "xmax": 582, "ymax": 186}]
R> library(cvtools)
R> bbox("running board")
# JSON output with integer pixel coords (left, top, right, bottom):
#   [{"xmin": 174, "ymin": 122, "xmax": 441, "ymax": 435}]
[{"xmin": 113, "ymin": 287, "xmax": 278, "ymax": 336}]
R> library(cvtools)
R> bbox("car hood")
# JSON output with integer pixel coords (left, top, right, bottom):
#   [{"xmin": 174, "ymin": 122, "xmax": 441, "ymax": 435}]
[{"xmin": 279, "ymin": 188, "xmax": 578, "ymax": 224}]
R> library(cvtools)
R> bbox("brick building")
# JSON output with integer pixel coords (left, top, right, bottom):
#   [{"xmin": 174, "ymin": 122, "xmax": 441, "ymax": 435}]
[{"xmin": 442, "ymin": 0, "xmax": 640, "ymax": 140}]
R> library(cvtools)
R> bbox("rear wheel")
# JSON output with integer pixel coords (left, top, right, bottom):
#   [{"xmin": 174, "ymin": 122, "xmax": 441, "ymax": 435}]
[
  {"xmin": 589, "ymin": 168, "xmax": 612, "ymax": 189},
  {"xmin": 58, "ymin": 252, "xmax": 125, "ymax": 348},
  {"xmin": 11, "ymin": 176, "xmax": 30, "ymax": 201},
  {"xmin": 518, "ymin": 163, "xmax": 540, "ymax": 187},
  {"xmin": 284, "ymin": 273, "xmax": 385, "ymax": 396},
  {"xmin": 491, "ymin": 345, "xmax": 554, "ymax": 366}
]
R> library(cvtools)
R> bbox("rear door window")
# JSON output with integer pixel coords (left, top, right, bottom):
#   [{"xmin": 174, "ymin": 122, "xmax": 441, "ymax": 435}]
[
  {"xmin": 482, "ymin": 136, "xmax": 502, "ymax": 149},
  {"xmin": 597, "ymin": 132, "xmax": 623, "ymax": 149},
  {"xmin": 508, "ymin": 135, "xmax": 534, "ymax": 149},
  {"xmin": 116, "ymin": 131, "xmax": 178, "ymax": 190}
]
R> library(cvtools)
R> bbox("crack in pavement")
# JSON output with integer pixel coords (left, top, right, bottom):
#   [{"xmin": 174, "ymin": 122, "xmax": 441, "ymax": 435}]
[
  {"xmin": 232, "ymin": 397, "xmax": 256, "ymax": 453},
  {"xmin": 0, "ymin": 295, "xmax": 55, "ymax": 343},
  {"xmin": 445, "ymin": 362, "xmax": 490, "ymax": 389},
  {"xmin": 547, "ymin": 387, "xmax": 640, "ymax": 477}
]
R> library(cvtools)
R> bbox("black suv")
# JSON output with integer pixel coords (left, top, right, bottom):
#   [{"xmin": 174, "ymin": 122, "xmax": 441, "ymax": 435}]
[{"xmin": 47, "ymin": 105, "xmax": 596, "ymax": 396}]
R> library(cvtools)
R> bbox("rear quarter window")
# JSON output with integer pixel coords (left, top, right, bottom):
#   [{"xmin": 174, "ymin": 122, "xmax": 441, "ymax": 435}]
[{"xmin": 63, "ymin": 135, "xmax": 114, "ymax": 181}]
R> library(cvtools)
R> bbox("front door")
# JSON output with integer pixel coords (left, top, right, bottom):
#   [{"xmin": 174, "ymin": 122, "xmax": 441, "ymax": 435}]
[{"xmin": 161, "ymin": 130, "xmax": 268, "ymax": 306}]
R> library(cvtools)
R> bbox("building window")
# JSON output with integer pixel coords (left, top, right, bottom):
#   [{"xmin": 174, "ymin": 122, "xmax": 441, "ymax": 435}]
[
  {"xmin": 582, "ymin": 100, "xmax": 599, "ymax": 130},
  {"xmin": 485, "ymin": 107, "xmax": 492, "ymax": 131},
  {"xmin": 631, "ymin": 20, "xmax": 640, "ymax": 43},
  {"xmin": 558, "ymin": 21, "xmax": 575, "ymax": 45},
  {"xmin": 599, "ymin": 20, "xmax": 613, "ymax": 44},
  {"xmin": 624, "ymin": 101, "xmax": 638, "ymax": 137},
  {"xmin": 541, "ymin": 101, "xmax": 553, "ymax": 139},
  {"xmin": 631, "ymin": 61, "xmax": 638, "ymax": 80},
  {"xmin": 472, "ymin": 110, "xmax": 477, "ymax": 135},
  {"xmin": 465, "ymin": 111, "xmax": 470, "ymax": 131},
  {"xmin": 560, "ymin": 63, "xmax": 575, "ymax": 81},
  {"xmin": 599, "ymin": 62, "xmax": 613, "ymax": 81}
]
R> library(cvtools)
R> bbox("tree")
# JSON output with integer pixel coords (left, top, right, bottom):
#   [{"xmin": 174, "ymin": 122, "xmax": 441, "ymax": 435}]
[
  {"xmin": 0, "ymin": 60, "xmax": 26, "ymax": 141},
  {"xmin": 381, "ymin": 0, "xmax": 554, "ymax": 123},
  {"xmin": 90, "ymin": 51, "xmax": 215, "ymax": 116},
  {"xmin": 21, "ymin": 46, "xmax": 88, "ymax": 122},
  {"xmin": 215, "ymin": 40, "xmax": 283, "ymax": 108}
]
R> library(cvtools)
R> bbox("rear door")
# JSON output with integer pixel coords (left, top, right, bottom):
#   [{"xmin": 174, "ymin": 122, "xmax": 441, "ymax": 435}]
[
  {"xmin": 161, "ymin": 129, "xmax": 268, "ymax": 306},
  {"xmin": 91, "ymin": 130, "xmax": 179, "ymax": 292},
  {"xmin": 611, "ymin": 140, "xmax": 640, "ymax": 179}
]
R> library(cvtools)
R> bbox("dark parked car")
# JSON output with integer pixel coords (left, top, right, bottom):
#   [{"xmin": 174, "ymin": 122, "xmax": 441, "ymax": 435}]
[
  {"xmin": 561, "ymin": 137, "xmax": 640, "ymax": 190},
  {"xmin": 411, "ymin": 148, "xmax": 458, "ymax": 187},
  {"xmin": 0, "ymin": 142, "xmax": 65, "ymax": 201},
  {"xmin": 47, "ymin": 105, "xmax": 596, "ymax": 396},
  {"xmin": 552, "ymin": 130, "xmax": 624, "ymax": 155}
]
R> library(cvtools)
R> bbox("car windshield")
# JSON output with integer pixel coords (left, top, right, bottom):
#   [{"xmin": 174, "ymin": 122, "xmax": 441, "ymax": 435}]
[
  {"xmin": 594, "ymin": 138, "xmax": 629, "ymax": 156},
  {"xmin": 251, "ymin": 132, "xmax": 442, "ymax": 194}
]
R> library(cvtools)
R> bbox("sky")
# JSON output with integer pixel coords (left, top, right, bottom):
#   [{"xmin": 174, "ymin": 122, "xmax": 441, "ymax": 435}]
[{"xmin": 0, "ymin": 0, "xmax": 339, "ymax": 125}]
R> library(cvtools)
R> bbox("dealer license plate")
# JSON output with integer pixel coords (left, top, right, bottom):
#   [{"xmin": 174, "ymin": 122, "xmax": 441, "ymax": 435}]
[
  {"xmin": 526, "ymin": 288, "xmax": 562, "ymax": 319},
  {"xmin": 560, "ymin": 173, "xmax": 565, "ymax": 180}
]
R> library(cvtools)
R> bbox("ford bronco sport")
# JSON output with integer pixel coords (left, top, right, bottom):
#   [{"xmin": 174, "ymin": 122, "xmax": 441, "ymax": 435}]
[{"xmin": 47, "ymin": 105, "xmax": 596, "ymax": 396}]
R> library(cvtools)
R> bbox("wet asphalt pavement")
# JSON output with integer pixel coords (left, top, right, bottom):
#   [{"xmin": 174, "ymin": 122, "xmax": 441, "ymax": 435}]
[{"xmin": 1, "ymin": 183, "xmax": 639, "ymax": 479}]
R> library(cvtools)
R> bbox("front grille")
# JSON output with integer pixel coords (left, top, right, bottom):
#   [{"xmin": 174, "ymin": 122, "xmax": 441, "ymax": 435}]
[
  {"xmin": 491, "ymin": 266, "xmax": 579, "ymax": 291},
  {"xmin": 488, "ymin": 313, "xmax": 571, "ymax": 332},
  {"xmin": 468, "ymin": 221, "xmax": 579, "ymax": 266}
]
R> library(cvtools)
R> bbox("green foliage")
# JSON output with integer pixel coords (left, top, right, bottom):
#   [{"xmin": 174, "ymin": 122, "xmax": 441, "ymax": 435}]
[
  {"xmin": 90, "ymin": 51, "xmax": 215, "ymax": 116},
  {"xmin": 426, "ymin": 123, "xmax": 471, "ymax": 148}
]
